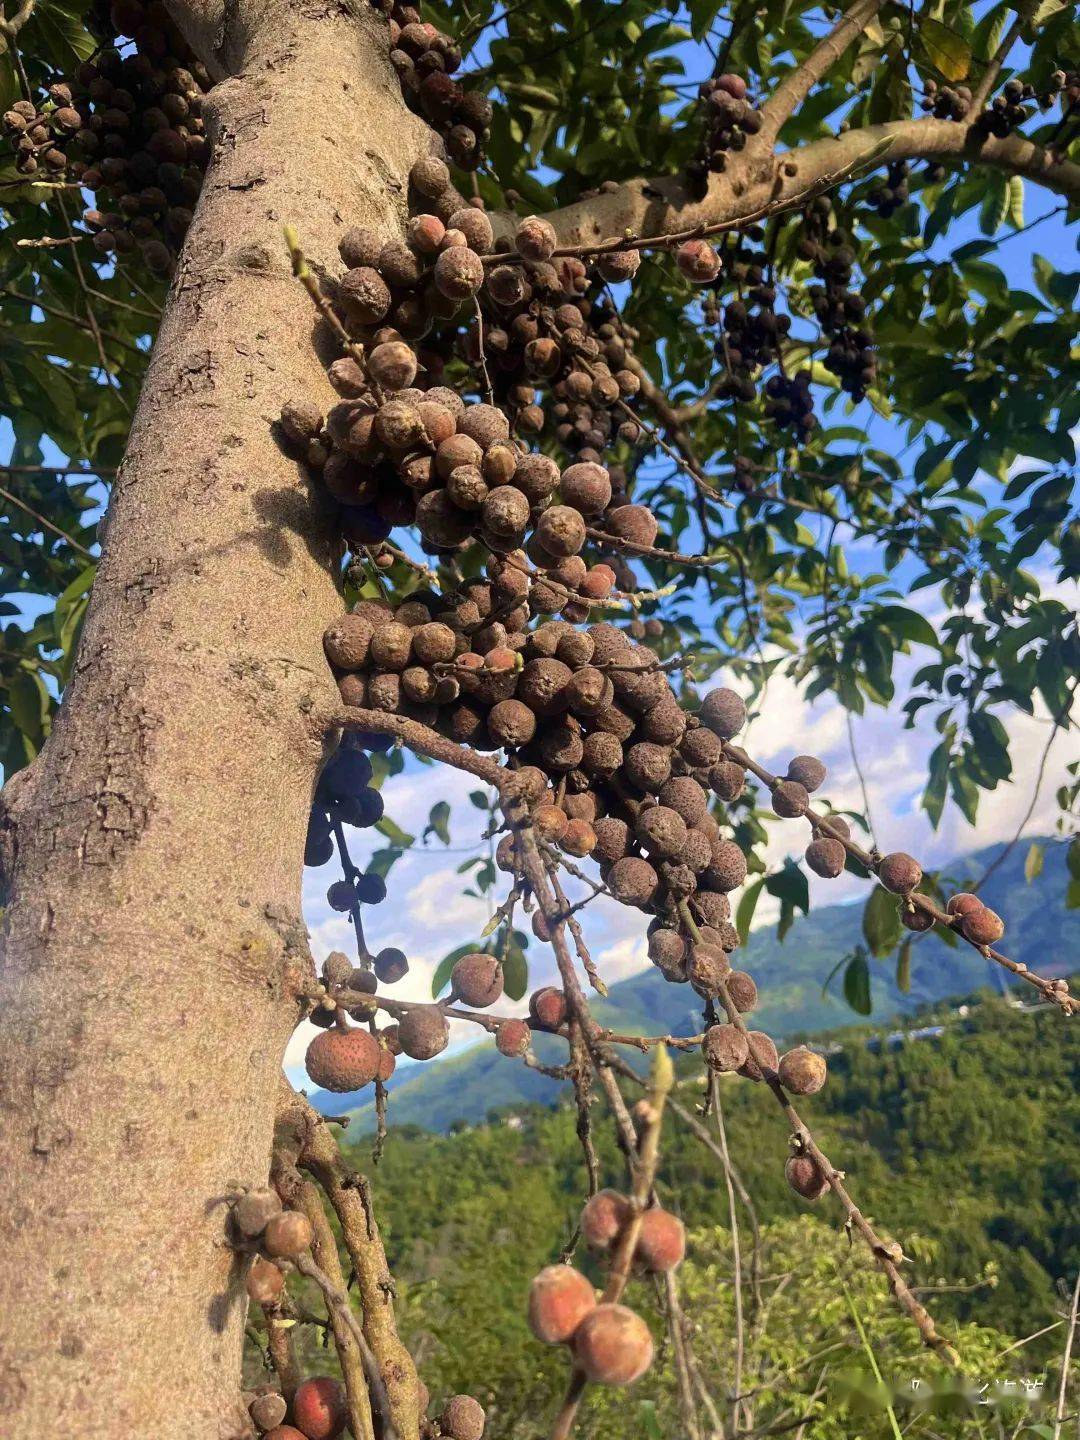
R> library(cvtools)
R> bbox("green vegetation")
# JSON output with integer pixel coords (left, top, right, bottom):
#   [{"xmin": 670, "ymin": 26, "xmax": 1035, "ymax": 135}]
[{"xmin": 326, "ymin": 991, "xmax": 1077, "ymax": 1434}]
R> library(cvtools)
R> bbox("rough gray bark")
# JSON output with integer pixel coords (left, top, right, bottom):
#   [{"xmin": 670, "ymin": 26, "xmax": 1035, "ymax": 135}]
[{"xmin": 0, "ymin": 3, "xmax": 428, "ymax": 1435}]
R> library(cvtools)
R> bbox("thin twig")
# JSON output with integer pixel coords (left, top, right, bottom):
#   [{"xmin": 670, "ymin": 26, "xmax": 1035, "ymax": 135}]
[
  {"xmin": 549, "ymin": 1045, "xmax": 676, "ymax": 1440},
  {"xmin": 724, "ymin": 741, "xmax": 1079, "ymax": 1014},
  {"xmin": 677, "ymin": 899, "xmax": 959, "ymax": 1364},
  {"xmin": 0, "ymin": 482, "xmax": 96, "ymax": 557},
  {"xmin": 1051, "ymin": 1272, "xmax": 1079, "ymax": 1440},
  {"xmin": 296, "ymin": 1253, "xmax": 396, "ymax": 1440},
  {"xmin": 710, "ymin": 1072, "xmax": 745, "ymax": 1431}
]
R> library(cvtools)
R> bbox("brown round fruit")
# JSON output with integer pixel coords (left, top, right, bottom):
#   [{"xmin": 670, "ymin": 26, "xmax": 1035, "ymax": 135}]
[
  {"xmin": 786, "ymin": 754, "xmax": 826, "ymax": 792},
  {"xmin": 292, "ymin": 1376, "xmax": 347, "ymax": 1440},
  {"xmin": 323, "ymin": 614, "xmax": 373, "ymax": 671},
  {"xmin": 636, "ymin": 1209, "xmax": 686, "ymax": 1272},
  {"xmin": 702, "ymin": 1023, "xmax": 749, "ymax": 1073},
  {"xmin": 777, "ymin": 1046, "xmax": 827, "ymax": 1095},
  {"xmin": 573, "ymin": 1303, "xmax": 654, "ymax": 1385},
  {"xmin": 398, "ymin": 1006, "xmax": 450, "ymax": 1060},
  {"xmin": 946, "ymin": 892, "xmax": 983, "ymax": 918},
  {"xmin": 439, "ymin": 1394, "xmax": 486, "ymax": 1440},
  {"xmin": 249, "ymin": 1392, "xmax": 288, "ymax": 1431},
  {"xmin": 725, "ymin": 970, "xmax": 757, "ymax": 1013},
  {"xmin": 771, "ymin": 780, "xmax": 809, "ymax": 818},
  {"xmin": 878, "ymin": 852, "xmax": 922, "ymax": 894},
  {"xmin": 496, "ymin": 1018, "xmax": 531, "ymax": 1057},
  {"xmin": 527, "ymin": 1265, "xmax": 597, "ymax": 1343},
  {"xmin": 262, "ymin": 1210, "xmax": 314, "ymax": 1260},
  {"xmin": 580, "ymin": 1188, "xmax": 629, "ymax": 1250},
  {"xmin": 452, "ymin": 953, "xmax": 504, "ymax": 1008},
  {"xmin": 247, "ymin": 1256, "xmax": 284, "ymax": 1306},
  {"xmin": 529, "ymin": 986, "xmax": 568, "ymax": 1032},
  {"xmin": 305, "ymin": 1027, "xmax": 382, "ymax": 1093},
  {"xmin": 784, "ymin": 1153, "xmax": 829, "ymax": 1201},
  {"xmin": 699, "ymin": 687, "xmax": 745, "ymax": 739},
  {"xmin": 233, "ymin": 1187, "xmax": 282, "ymax": 1239},
  {"xmin": 608, "ymin": 856, "xmax": 659, "ymax": 907},
  {"xmin": 805, "ymin": 837, "xmax": 846, "ymax": 879},
  {"xmin": 961, "ymin": 906, "xmax": 1005, "ymax": 946},
  {"xmin": 739, "ymin": 1031, "xmax": 778, "ymax": 1082}
]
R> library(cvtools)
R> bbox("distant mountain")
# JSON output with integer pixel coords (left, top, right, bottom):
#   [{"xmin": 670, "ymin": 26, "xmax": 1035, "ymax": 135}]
[{"xmin": 309, "ymin": 837, "xmax": 1077, "ymax": 1133}]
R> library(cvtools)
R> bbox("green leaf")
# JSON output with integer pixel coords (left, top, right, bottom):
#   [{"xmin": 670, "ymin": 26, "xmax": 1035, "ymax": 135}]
[
  {"xmin": 896, "ymin": 939, "xmax": 911, "ymax": 994},
  {"xmin": 375, "ymin": 815, "xmax": 414, "ymax": 848},
  {"xmin": 843, "ymin": 952, "xmax": 873, "ymax": 1015},
  {"xmin": 425, "ymin": 800, "xmax": 451, "ymax": 845},
  {"xmin": 862, "ymin": 884, "xmax": 902, "ymax": 957},
  {"xmin": 735, "ymin": 877, "xmax": 765, "ymax": 945},
  {"xmin": 1005, "ymin": 175, "xmax": 1024, "ymax": 230},
  {"xmin": 979, "ymin": 175, "xmax": 1009, "ymax": 236},
  {"xmin": 917, "ymin": 17, "xmax": 972, "ymax": 80},
  {"xmin": 24, "ymin": 0, "xmax": 98, "ymax": 69},
  {"xmin": 502, "ymin": 940, "xmax": 528, "ymax": 1002},
  {"xmin": 874, "ymin": 604, "xmax": 939, "ymax": 649}
]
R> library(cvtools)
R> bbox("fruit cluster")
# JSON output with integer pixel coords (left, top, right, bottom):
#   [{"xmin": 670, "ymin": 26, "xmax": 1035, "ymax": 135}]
[
  {"xmin": 2, "ymin": 0, "xmax": 209, "ymax": 272},
  {"xmin": 316, "ymin": 595, "xmax": 819, "ymax": 1080},
  {"xmin": 921, "ymin": 79, "xmax": 972, "ymax": 121},
  {"xmin": 305, "ymin": 735, "xmax": 387, "ymax": 872},
  {"xmin": 233, "ymin": 1189, "xmax": 316, "ymax": 1310},
  {"xmin": 307, "ymin": 943, "xmax": 516, "ymax": 1087},
  {"xmin": 234, "ymin": 1182, "xmax": 484, "ymax": 1438},
  {"xmin": 244, "ymin": 1377, "xmax": 346, "ymax": 1440},
  {"xmin": 368, "ymin": 0, "xmax": 492, "ymax": 170},
  {"xmin": 280, "ymin": 157, "xmax": 651, "ymax": 561},
  {"xmin": 687, "ymin": 72, "xmax": 763, "ymax": 197},
  {"xmin": 527, "ymin": 1188, "xmax": 686, "ymax": 1386},
  {"xmin": 799, "ymin": 197, "xmax": 876, "ymax": 402},
  {"xmin": 868, "ymin": 160, "xmax": 910, "ymax": 219},
  {"xmin": 971, "ymin": 77, "xmax": 1037, "ymax": 139}
]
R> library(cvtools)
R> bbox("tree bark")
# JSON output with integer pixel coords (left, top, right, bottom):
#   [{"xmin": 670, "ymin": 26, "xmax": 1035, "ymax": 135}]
[{"xmin": 0, "ymin": 3, "xmax": 429, "ymax": 1436}]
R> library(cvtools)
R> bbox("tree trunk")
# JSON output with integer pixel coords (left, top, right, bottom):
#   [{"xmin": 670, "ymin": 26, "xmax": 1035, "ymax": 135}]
[{"xmin": 0, "ymin": 4, "xmax": 428, "ymax": 1435}]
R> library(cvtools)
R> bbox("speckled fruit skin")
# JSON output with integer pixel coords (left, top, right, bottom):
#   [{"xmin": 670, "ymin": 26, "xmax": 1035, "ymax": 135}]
[
  {"xmin": 527, "ymin": 1265, "xmax": 597, "ymax": 1343},
  {"xmin": 785, "ymin": 1153, "xmax": 829, "ymax": 1201},
  {"xmin": 291, "ymin": 1376, "xmax": 347, "ymax": 1440},
  {"xmin": 304, "ymin": 1027, "xmax": 381, "ymax": 1093},
  {"xmin": 636, "ymin": 1209, "xmax": 686, "ymax": 1272},
  {"xmin": 439, "ymin": 1393, "xmax": 486, "ymax": 1440},
  {"xmin": 572, "ymin": 1303, "xmax": 655, "ymax": 1385},
  {"xmin": 580, "ymin": 1188, "xmax": 630, "ymax": 1250},
  {"xmin": 778, "ymin": 1046, "xmax": 827, "ymax": 1095}
]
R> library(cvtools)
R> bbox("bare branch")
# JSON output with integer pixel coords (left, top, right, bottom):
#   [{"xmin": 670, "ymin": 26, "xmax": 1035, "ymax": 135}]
[
  {"xmin": 724, "ymin": 740, "xmax": 1079, "ymax": 1014},
  {"xmin": 969, "ymin": 13, "xmax": 1026, "ymax": 115},
  {"xmin": 295, "ymin": 1251, "xmax": 396, "ymax": 1440},
  {"xmin": 534, "ymin": 120, "xmax": 1080, "ymax": 254},
  {"xmin": 676, "ymin": 902, "xmax": 960, "ymax": 1364},
  {"xmin": 758, "ymin": 0, "xmax": 886, "ymax": 142}
]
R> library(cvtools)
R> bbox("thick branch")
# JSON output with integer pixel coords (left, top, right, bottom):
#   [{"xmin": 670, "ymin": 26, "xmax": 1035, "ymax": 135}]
[
  {"xmin": 758, "ymin": 0, "xmax": 886, "ymax": 143},
  {"xmin": 537, "ymin": 119, "xmax": 1080, "ymax": 251},
  {"xmin": 276, "ymin": 1081, "xmax": 421, "ymax": 1440}
]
